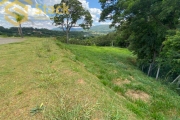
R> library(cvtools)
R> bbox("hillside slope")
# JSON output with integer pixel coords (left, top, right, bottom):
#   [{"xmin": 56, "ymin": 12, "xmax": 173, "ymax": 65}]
[
  {"xmin": 65, "ymin": 44, "xmax": 180, "ymax": 120},
  {"xmin": 0, "ymin": 38, "xmax": 180, "ymax": 120},
  {"xmin": 0, "ymin": 38, "xmax": 136, "ymax": 120}
]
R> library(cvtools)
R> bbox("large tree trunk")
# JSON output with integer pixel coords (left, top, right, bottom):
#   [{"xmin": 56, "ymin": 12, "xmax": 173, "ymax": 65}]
[
  {"xmin": 142, "ymin": 64, "xmax": 144, "ymax": 71},
  {"xmin": 156, "ymin": 65, "xmax": 160, "ymax": 80},
  {"xmin": 148, "ymin": 63, "xmax": 152, "ymax": 76},
  {"xmin": 18, "ymin": 27, "xmax": 20, "ymax": 36},
  {"xmin": 66, "ymin": 31, "xmax": 69, "ymax": 43},
  {"xmin": 19, "ymin": 24, "xmax": 23, "ymax": 38},
  {"xmin": 148, "ymin": 51, "xmax": 157, "ymax": 76}
]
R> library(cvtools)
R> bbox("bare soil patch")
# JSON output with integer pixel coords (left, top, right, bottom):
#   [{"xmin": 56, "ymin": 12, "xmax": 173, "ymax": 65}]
[
  {"xmin": 125, "ymin": 90, "xmax": 150, "ymax": 102},
  {"xmin": 62, "ymin": 69, "xmax": 74, "ymax": 76},
  {"xmin": 76, "ymin": 79, "xmax": 86, "ymax": 85},
  {"xmin": 113, "ymin": 78, "xmax": 131, "ymax": 86}
]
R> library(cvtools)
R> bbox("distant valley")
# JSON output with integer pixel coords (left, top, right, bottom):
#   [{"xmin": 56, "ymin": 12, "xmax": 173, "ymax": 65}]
[{"xmin": 52, "ymin": 25, "xmax": 115, "ymax": 33}]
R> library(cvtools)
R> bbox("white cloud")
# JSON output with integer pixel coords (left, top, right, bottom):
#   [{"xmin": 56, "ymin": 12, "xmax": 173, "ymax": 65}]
[
  {"xmin": 0, "ymin": 7, "xmax": 5, "ymax": 14},
  {"xmin": 78, "ymin": 0, "xmax": 89, "ymax": 10},
  {"xmin": 26, "ymin": 5, "xmax": 49, "ymax": 19},
  {"xmin": 0, "ymin": 0, "xmax": 109, "ymax": 29},
  {"xmin": 89, "ymin": 8, "xmax": 101, "ymax": 23},
  {"xmin": 42, "ymin": 0, "xmax": 61, "ymax": 6},
  {"xmin": 75, "ymin": 0, "xmax": 102, "ymax": 25},
  {"xmin": 0, "ymin": 1, "xmax": 53, "ymax": 28},
  {"xmin": 0, "ymin": 1, "xmax": 10, "ymax": 14},
  {"xmin": 89, "ymin": 8, "xmax": 101, "ymax": 15}
]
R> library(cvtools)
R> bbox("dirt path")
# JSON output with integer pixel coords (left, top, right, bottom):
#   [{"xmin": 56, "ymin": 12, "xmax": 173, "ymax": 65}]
[{"xmin": 0, "ymin": 37, "xmax": 25, "ymax": 45}]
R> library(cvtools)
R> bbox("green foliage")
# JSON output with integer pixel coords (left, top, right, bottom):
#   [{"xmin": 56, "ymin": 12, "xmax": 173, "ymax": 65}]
[
  {"xmin": 64, "ymin": 31, "xmax": 129, "ymax": 47},
  {"xmin": 163, "ymin": 30, "xmax": 180, "ymax": 64},
  {"xmin": 93, "ymin": 35, "xmax": 114, "ymax": 46},
  {"xmin": 160, "ymin": 30, "xmax": 180, "ymax": 83},
  {"xmin": 99, "ymin": 0, "xmax": 180, "ymax": 83},
  {"xmin": 13, "ymin": 12, "xmax": 25, "ymax": 24}
]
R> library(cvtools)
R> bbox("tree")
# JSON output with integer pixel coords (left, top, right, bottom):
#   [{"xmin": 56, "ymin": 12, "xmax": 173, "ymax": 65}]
[
  {"xmin": 52, "ymin": 0, "xmax": 93, "ymax": 43},
  {"xmin": 99, "ymin": 0, "xmax": 180, "ymax": 76},
  {"xmin": 161, "ymin": 30, "xmax": 180, "ymax": 83},
  {"xmin": 13, "ymin": 12, "xmax": 25, "ymax": 38}
]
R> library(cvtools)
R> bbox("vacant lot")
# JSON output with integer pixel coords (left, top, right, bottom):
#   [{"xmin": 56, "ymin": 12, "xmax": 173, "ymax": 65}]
[{"xmin": 0, "ymin": 37, "xmax": 180, "ymax": 120}]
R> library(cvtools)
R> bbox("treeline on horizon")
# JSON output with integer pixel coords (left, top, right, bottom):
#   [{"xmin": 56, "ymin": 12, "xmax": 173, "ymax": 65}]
[
  {"xmin": 0, "ymin": 26, "xmax": 92, "ymax": 40},
  {"xmin": 0, "ymin": 25, "xmax": 118, "ymax": 46}
]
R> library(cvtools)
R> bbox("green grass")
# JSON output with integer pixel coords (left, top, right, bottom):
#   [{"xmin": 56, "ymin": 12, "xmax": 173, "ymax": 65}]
[
  {"xmin": 0, "ymin": 37, "xmax": 180, "ymax": 120},
  {"xmin": 65, "ymin": 44, "xmax": 180, "ymax": 119}
]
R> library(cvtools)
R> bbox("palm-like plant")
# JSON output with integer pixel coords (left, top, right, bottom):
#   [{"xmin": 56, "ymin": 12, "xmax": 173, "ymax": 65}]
[{"xmin": 13, "ymin": 12, "xmax": 25, "ymax": 38}]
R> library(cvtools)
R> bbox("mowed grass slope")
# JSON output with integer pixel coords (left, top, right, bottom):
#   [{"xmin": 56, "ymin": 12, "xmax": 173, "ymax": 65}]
[
  {"xmin": 65, "ymin": 44, "xmax": 180, "ymax": 120},
  {"xmin": 0, "ymin": 37, "xmax": 179, "ymax": 120},
  {"xmin": 0, "ymin": 38, "xmax": 135, "ymax": 120}
]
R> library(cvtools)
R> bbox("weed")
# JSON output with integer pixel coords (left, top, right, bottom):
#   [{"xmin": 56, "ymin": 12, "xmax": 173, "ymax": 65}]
[
  {"xmin": 46, "ymin": 93, "xmax": 99, "ymax": 119},
  {"xmin": 126, "ymin": 103, "xmax": 145, "ymax": 118},
  {"xmin": 125, "ymin": 83, "xmax": 147, "ymax": 92},
  {"xmin": 49, "ymin": 55, "xmax": 57, "ymax": 63},
  {"xmin": 42, "ymin": 39, "xmax": 52, "ymax": 52},
  {"xmin": 112, "ymin": 85, "xmax": 126, "ymax": 94},
  {"xmin": 30, "ymin": 103, "xmax": 45, "ymax": 116},
  {"xmin": 17, "ymin": 90, "xmax": 23, "ymax": 95},
  {"xmin": 150, "ymin": 112, "xmax": 165, "ymax": 120}
]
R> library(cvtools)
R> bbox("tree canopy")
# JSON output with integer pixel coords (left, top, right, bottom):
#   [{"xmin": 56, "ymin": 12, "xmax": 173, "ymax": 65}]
[
  {"xmin": 52, "ymin": 0, "xmax": 93, "ymax": 43},
  {"xmin": 99, "ymin": 0, "xmax": 180, "ymax": 82}
]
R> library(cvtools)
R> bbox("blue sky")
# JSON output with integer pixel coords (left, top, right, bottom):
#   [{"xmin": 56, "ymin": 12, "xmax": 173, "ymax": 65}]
[
  {"xmin": 0, "ymin": 0, "xmax": 110, "ymax": 29},
  {"xmin": 87, "ymin": 0, "xmax": 101, "ymax": 8}
]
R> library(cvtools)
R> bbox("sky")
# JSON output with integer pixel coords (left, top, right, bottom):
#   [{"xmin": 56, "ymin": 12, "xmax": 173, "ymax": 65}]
[
  {"xmin": 87, "ymin": 0, "xmax": 101, "ymax": 8},
  {"xmin": 0, "ymin": 0, "xmax": 110, "ymax": 29}
]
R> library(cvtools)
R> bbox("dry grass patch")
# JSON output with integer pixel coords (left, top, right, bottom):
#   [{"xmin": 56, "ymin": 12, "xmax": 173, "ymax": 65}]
[
  {"xmin": 113, "ymin": 78, "xmax": 131, "ymax": 86},
  {"xmin": 125, "ymin": 90, "xmax": 150, "ymax": 102},
  {"xmin": 130, "ymin": 76, "xmax": 135, "ymax": 80},
  {"xmin": 113, "ymin": 70, "xmax": 118, "ymax": 74},
  {"xmin": 62, "ymin": 69, "xmax": 74, "ymax": 76},
  {"xmin": 91, "ymin": 110, "xmax": 104, "ymax": 120},
  {"xmin": 76, "ymin": 79, "xmax": 86, "ymax": 85},
  {"xmin": 167, "ymin": 109, "xmax": 179, "ymax": 117}
]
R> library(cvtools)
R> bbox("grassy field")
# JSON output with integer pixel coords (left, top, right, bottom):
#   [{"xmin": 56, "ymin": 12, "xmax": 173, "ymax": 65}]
[{"xmin": 0, "ymin": 37, "xmax": 180, "ymax": 120}]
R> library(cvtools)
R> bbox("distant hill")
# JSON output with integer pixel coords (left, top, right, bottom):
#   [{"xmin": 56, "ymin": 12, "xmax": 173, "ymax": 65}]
[
  {"xmin": 51, "ymin": 25, "xmax": 114, "ymax": 32},
  {"xmin": 89, "ymin": 25, "xmax": 115, "ymax": 32},
  {"xmin": 51, "ymin": 27, "xmax": 63, "ymax": 31},
  {"xmin": 51, "ymin": 27, "xmax": 83, "ymax": 31}
]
